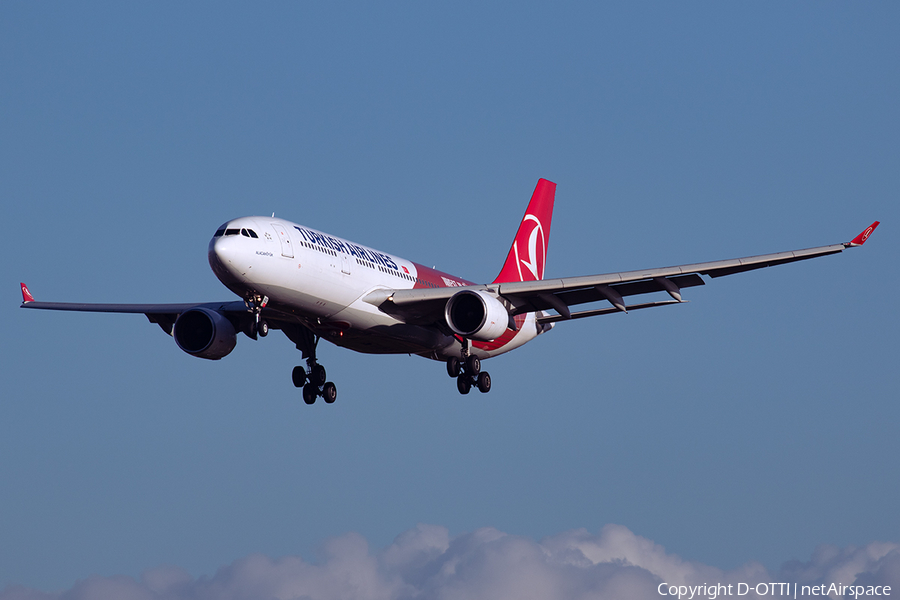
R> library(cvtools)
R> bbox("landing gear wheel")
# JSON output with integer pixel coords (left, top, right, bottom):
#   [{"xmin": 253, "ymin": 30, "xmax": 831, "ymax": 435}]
[
  {"xmin": 446, "ymin": 357, "xmax": 461, "ymax": 378},
  {"xmin": 457, "ymin": 376, "xmax": 472, "ymax": 395},
  {"xmin": 465, "ymin": 354, "xmax": 481, "ymax": 376},
  {"xmin": 258, "ymin": 319, "xmax": 268, "ymax": 337},
  {"xmin": 292, "ymin": 366, "xmax": 307, "ymax": 388},
  {"xmin": 302, "ymin": 383, "xmax": 318, "ymax": 404},
  {"xmin": 311, "ymin": 364, "xmax": 327, "ymax": 387},
  {"xmin": 476, "ymin": 371, "xmax": 491, "ymax": 393},
  {"xmin": 322, "ymin": 382, "xmax": 337, "ymax": 404}
]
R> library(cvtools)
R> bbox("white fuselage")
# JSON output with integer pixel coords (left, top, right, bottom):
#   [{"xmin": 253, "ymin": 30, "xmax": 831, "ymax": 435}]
[{"xmin": 208, "ymin": 217, "xmax": 544, "ymax": 361}]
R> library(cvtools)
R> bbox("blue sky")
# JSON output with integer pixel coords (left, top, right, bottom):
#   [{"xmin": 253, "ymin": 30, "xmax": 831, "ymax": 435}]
[{"xmin": 2, "ymin": 2, "xmax": 898, "ymax": 596}]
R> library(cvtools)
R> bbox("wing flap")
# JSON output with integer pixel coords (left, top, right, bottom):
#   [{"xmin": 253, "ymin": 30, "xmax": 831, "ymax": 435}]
[
  {"xmin": 536, "ymin": 300, "xmax": 684, "ymax": 324},
  {"xmin": 558, "ymin": 273, "xmax": 704, "ymax": 307},
  {"xmin": 506, "ymin": 274, "xmax": 704, "ymax": 315}
]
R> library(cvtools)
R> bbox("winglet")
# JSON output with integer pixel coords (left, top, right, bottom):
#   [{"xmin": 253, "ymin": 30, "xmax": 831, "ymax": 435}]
[
  {"xmin": 20, "ymin": 283, "xmax": 35, "ymax": 303},
  {"xmin": 847, "ymin": 221, "xmax": 880, "ymax": 247}
]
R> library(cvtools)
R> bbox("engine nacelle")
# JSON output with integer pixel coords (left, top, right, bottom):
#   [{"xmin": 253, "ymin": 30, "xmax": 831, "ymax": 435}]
[
  {"xmin": 173, "ymin": 308, "xmax": 237, "ymax": 360},
  {"xmin": 445, "ymin": 290, "xmax": 510, "ymax": 341}
]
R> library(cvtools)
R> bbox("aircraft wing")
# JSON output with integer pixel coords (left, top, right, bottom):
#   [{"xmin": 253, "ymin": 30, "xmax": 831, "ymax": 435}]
[
  {"xmin": 19, "ymin": 284, "xmax": 248, "ymax": 333},
  {"xmin": 379, "ymin": 221, "xmax": 880, "ymax": 325}
]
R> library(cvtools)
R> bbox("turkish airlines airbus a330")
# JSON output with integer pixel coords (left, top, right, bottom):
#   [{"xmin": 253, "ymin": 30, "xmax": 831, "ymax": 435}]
[{"xmin": 20, "ymin": 179, "xmax": 879, "ymax": 404}]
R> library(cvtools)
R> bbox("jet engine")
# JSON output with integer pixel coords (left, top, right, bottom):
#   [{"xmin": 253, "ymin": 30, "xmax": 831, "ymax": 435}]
[
  {"xmin": 173, "ymin": 308, "xmax": 237, "ymax": 360},
  {"xmin": 445, "ymin": 290, "xmax": 509, "ymax": 341}
]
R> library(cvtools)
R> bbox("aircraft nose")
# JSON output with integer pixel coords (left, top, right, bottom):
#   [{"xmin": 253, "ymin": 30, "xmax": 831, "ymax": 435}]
[
  {"xmin": 209, "ymin": 235, "xmax": 243, "ymax": 280},
  {"xmin": 210, "ymin": 235, "xmax": 232, "ymax": 264}
]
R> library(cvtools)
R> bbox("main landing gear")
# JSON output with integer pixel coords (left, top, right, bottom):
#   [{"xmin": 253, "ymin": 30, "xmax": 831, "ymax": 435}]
[
  {"xmin": 447, "ymin": 352, "xmax": 491, "ymax": 395},
  {"xmin": 291, "ymin": 335, "xmax": 337, "ymax": 405}
]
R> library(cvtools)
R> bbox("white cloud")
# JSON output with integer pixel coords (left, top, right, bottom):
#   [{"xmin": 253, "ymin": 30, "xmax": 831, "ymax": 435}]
[
  {"xmin": 778, "ymin": 542, "xmax": 900, "ymax": 598},
  {"xmin": 1, "ymin": 525, "xmax": 896, "ymax": 600}
]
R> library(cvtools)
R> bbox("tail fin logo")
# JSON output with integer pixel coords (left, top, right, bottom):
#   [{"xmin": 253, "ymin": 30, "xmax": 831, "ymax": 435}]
[
  {"xmin": 514, "ymin": 214, "xmax": 546, "ymax": 281},
  {"xmin": 861, "ymin": 225, "xmax": 875, "ymax": 242},
  {"xmin": 20, "ymin": 282, "xmax": 35, "ymax": 303}
]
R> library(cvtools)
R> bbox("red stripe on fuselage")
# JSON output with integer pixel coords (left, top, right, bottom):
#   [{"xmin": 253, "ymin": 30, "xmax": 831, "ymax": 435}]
[{"xmin": 410, "ymin": 262, "xmax": 473, "ymax": 290}]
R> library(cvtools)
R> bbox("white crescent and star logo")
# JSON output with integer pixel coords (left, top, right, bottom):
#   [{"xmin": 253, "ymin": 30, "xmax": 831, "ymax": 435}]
[{"xmin": 513, "ymin": 214, "xmax": 546, "ymax": 281}]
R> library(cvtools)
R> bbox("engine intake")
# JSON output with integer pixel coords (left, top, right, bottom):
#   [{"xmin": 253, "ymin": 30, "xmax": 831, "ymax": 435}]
[
  {"xmin": 445, "ymin": 290, "xmax": 509, "ymax": 341},
  {"xmin": 173, "ymin": 308, "xmax": 237, "ymax": 360}
]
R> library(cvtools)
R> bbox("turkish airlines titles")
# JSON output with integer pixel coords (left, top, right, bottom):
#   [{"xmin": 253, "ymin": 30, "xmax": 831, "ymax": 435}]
[{"xmin": 293, "ymin": 226, "xmax": 399, "ymax": 271}]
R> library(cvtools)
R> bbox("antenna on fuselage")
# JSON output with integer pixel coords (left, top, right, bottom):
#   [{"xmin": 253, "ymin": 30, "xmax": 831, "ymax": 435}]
[{"xmin": 272, "ymin": 212, "xmax": 275, "ymax": 217}]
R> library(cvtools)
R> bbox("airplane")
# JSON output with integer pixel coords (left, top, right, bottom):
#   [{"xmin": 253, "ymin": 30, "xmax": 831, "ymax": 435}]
[{"xmin": 20, "ymin": 179, "xmax": 879, "ymax": 405}]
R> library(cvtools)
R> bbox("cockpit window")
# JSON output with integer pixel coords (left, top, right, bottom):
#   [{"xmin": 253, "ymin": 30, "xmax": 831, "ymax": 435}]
[{"xmin": 216, "ymin": 226, "xmax": 257, "ymax": 238}]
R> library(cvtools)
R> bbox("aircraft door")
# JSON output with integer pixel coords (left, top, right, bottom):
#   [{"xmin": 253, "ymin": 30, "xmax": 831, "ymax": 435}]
[
  {"xmin": 271, "ymin": 223, "xmax": 294, "ymax": 258},
  {"xmin": 341, "ymin": 253, "xmax": 351, "ymax": 275}
]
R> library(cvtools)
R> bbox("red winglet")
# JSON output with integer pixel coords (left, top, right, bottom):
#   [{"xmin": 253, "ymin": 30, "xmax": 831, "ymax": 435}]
[
  {"xmin": 848, "ymin": 221, "xmax": 880, "ymax": 246},
  {"xmin": 20, "ymin": 282, "xmax": 35, "ymax": 303}
]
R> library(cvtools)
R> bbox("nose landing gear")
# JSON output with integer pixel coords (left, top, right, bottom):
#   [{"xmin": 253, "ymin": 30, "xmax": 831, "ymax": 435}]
[{"xmin": 244, "ymin": 294, "xmax": 269, "ymax": 339}]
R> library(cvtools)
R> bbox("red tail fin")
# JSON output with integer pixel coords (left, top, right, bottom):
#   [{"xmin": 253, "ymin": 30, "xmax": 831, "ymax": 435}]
[{"xmin": 493, "ymin": 179, "xmax": 556, "ymax": 283}]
